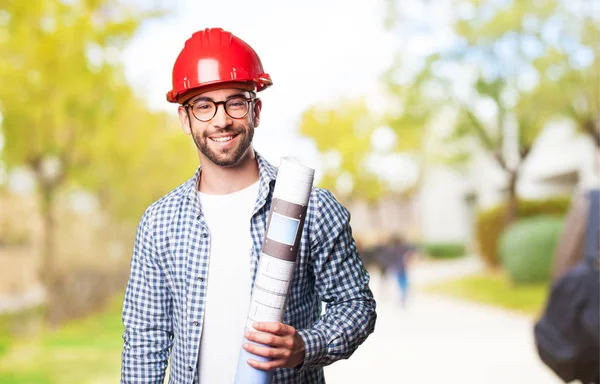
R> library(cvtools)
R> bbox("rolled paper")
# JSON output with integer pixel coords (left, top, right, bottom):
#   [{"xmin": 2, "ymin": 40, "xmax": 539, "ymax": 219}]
[{"xmin": 234, "ymin": 157, "xmax": 315, "ymax": 384}]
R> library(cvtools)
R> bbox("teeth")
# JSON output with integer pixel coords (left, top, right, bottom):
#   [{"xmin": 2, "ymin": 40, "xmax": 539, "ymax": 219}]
[{"xmin": 211, "ymin": 136, "xmax": 233, "ymax": 142}]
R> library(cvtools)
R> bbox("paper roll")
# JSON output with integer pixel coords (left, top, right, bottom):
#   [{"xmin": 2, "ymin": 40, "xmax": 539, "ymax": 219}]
[{"xmin": 234, "ymin": 157, "xmax": 314, "ymax": 384}]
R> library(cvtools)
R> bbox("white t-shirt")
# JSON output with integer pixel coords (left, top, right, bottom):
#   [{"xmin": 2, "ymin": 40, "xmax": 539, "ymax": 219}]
[{"xmin": 196, "ymin": 181, "xmax": 259, "ymax": 383}]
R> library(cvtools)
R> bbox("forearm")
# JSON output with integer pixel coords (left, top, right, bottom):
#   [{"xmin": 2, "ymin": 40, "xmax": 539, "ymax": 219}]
[
  {"xmin": 299, "ymin": 188, "xmax": 377, "ymax": 369},
  {"xmin": 121, "ymin": 212, "xmax": 173, "ymax": 383},
  {"xmin": 121, "ymin": 333, "xmax": 171, "ymax": 384},
  {"xmin": 121, "ymin": 283, "xmax": 173, "ymax": 383},
  {"xmin": 121, "ymin": 295, "xmax": 173, "ymax": 383},
  {"xmin": 297, "ymin": 295, "xmax": 376, "ymax": 368}
]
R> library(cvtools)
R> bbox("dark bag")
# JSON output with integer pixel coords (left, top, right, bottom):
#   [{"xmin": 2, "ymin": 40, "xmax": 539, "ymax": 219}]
[{"xmin": 534, "ymin": 189, "xmax": 600, "ymax": 384}]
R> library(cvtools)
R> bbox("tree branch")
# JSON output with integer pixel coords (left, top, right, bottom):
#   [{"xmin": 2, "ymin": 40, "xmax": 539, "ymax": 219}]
[
  {"xmin": 583, "ymin": 119, "xmax": 600, "ymax": 148},
  {"xmin": 463, "ymin": 108, "xmax": 507, "ymax": 169}
]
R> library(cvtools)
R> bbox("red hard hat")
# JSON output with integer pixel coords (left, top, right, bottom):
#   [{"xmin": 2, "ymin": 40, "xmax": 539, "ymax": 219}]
[{"xmin": 166, "ymin": 28, "xmax": 273, "ymax": 103}]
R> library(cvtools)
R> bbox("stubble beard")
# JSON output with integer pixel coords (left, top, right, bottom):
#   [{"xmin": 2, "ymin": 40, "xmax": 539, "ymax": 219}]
[{"xmin": 193, "ymin": 122, "xmax": 255, "ymax": 167}]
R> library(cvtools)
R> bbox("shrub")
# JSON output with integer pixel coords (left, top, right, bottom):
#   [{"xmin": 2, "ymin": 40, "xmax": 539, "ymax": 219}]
[
  {"xmin": 421, "ymin": 243, "xmax": 466, "ymax": 259},
  {"xmin": 475, "ymin": 197, "xmax": 571, "ymax": 267},
  {"xmin": 498, "ymin": 216, "xmax": 563, "ymax": 285},
  {"xmin": 45, "ymin": 265, "xmax": 129, "ymax": 325}
]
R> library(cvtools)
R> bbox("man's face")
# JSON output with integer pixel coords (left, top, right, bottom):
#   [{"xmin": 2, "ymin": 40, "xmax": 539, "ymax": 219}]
[{"xmin": 178, "ymin": 86, "xmax": 262, "ymax": 167}]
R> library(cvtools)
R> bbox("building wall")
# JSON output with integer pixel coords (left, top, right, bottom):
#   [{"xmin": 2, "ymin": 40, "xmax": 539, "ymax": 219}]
[
  {"xmin": 415, "ymin": 167, "xmax": 473, "ymax": 244},
  {"xmin": 348, "ymin": 197, "xmax": 417, "ymax": 245},
  {"xmin": 414, "ymin": 123, "xmax": 598, "ymax": 246}
]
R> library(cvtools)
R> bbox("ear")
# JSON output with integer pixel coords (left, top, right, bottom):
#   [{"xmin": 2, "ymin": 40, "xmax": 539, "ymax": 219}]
[
  {"xmin": 178, "ymin": 105, "xmax": 192, "ymax": 135},
  {"xmin": 252, "ymin": 98, "xmax": 262, "ymax": 128}
]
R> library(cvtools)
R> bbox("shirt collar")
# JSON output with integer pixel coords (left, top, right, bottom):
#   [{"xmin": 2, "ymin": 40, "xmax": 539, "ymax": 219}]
[{"xmin": 182, "ymin": 151, "xmax": 277, "ymax": 204}]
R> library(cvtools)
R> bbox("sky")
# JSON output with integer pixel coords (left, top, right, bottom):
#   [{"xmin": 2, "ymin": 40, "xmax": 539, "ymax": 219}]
[{"xmin": 121, "ymin": 0, "xmax": 398, "ymax": 177}]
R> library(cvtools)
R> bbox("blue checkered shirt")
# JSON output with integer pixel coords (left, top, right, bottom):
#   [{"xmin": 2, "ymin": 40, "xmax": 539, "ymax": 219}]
[{"xmin": 121, "ymin": 154, "xmax": 377, "ymax": 383}]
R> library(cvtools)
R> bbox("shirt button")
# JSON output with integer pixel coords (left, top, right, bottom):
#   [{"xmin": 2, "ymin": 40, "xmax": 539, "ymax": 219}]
[
  {"xmin": 202, "ymin": 232, "xmax": 208, "ymax": 238},
  {"xmin": 192, "ymin": 321, "xmax": 199, "ymax": 326},
  {"xmin": 188, "ymin": 366, "xmax": 193, "ymax": 372},
  {"xmin": 198, "ymin": 277, "xmax": 204, "ymax": 282}
]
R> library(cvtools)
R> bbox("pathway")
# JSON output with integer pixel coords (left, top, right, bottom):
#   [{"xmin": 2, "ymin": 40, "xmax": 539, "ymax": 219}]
[{"xmin": 323, "ymin": 256, "xmax": 562, "ymax": 384}]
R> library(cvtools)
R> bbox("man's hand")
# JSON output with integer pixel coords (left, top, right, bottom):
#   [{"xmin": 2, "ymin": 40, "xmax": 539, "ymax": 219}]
[{"xmin": 243, "ymin": 322, "xmax": 305, "ymax": 371}]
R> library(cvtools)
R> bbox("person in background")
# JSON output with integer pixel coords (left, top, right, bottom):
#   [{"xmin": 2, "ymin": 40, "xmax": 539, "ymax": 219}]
[
  {"xmin": 383, "ymin": 235, "xmax": 418, "ymax": 308},
  {"xmin": 119, "ymin": 27, "xmax": 376, "ymax": 384}
]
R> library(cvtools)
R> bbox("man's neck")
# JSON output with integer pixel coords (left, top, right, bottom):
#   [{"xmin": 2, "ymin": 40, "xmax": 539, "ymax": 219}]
[{"xmin": 197, "ymin": 151, "xmax": 260, "ymax": 194}]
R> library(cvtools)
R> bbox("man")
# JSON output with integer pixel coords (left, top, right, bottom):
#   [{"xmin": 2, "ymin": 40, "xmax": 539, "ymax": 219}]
[
  {"xmin": 120, "ymin": 27, "xmax": 377, "ymax": 384},
  {"xmin": 382, "ymin": 235, "xmax": 417, "ymax": 308}
]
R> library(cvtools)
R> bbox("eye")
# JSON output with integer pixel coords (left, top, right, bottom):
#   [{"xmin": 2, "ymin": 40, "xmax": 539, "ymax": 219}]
[
  {"xmin": 194, "ymin": 102, "xmax": 213, "ymax": 111},
  {"xmin": 227, "ymin": 99, "xmax": 247, "ymax": 109}
]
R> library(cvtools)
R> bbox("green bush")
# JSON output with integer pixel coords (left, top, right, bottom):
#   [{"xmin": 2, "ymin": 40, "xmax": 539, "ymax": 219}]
[
  {"xmin": 421, "ymin": 243, "xmax": 466, "ymax": 259},
  {"xmin": 498, "ymin": 216, "xmax": 563, "ymax": 285},
  {"xmin": 475, "ymin": 197, "xmax": 570, "ymax": 267}
]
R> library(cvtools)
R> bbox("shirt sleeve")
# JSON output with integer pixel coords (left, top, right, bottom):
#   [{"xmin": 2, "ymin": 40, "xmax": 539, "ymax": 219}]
[
  {"xmin": 296, "ymin": 189, "xmax": 377, "ymax": 369},
  {"xmin": 121, "ymin": 209, "xmax": 173, "ymax": 383}
]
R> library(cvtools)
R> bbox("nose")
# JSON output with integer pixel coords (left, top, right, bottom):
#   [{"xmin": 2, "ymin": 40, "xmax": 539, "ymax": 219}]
[{"xmin": 211, "ymin": 103, "xmax": 232, "ymax": 128}]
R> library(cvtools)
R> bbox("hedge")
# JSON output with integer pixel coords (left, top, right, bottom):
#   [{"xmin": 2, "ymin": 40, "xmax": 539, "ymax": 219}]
[
  {"xmin": 420, "ymin": 243, "xmax": 466, "ymax": 259},
  {"xmin": 475, "ymin": 197, "xmax": 571, "ymax": 267},
  {"xmin": 498, "ymin": 216, "xmax": 564, "ymax": 284}
]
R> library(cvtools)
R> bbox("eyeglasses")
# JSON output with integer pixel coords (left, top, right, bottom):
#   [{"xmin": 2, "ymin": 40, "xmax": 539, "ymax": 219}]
[{"xmin": 184, "ymin": 96, "xmax": 255, "ymax": 122}]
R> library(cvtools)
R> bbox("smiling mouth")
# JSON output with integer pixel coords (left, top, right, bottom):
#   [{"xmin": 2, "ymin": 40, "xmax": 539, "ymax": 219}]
[{"xmin": 210, "ymin": 135, "xmax": 236, "ymax": 143}]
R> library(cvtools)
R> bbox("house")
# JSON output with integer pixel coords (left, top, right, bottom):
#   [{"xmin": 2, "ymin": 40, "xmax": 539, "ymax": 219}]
[{"xmin": 415, "ymin": 121, "xmax": 599, "ymax": 249}]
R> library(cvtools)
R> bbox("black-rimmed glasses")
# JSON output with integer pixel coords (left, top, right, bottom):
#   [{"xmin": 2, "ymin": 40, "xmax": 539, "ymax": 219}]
[{"xmin": 184, "ymin": 96, "xmax": 255, "ymax": 122}]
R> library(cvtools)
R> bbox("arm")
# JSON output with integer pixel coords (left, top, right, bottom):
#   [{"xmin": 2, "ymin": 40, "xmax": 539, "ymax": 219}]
[
  {"xmin": 121, "ymin": 211, "xmax": 173, "ymax": 384},
  {"xmin": 297, "ymin": 189, "xmax": 377, "ymax": 369}
]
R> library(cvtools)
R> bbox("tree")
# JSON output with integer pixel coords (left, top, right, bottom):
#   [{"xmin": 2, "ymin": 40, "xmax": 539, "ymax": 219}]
[
  {"xmin": 299, "ymin": 98, "xmax": 387, "ymax": 204},
  {"xmin": 381, "ymin": 55, "xmax": 445, "ymax": 198},
  {"xmin": 527, "ymin": 1, "xmax": 600, "ymax": 149},
  {"xmin": 0, "ymin": 0, "xmax": 165, "ymax": 285},
  {"xmin": 384, "ymin": 0, "xmax": 598, "ymax": 224},
  {"xmin": 75, "ymin": 91, "xmax": 197, "ymax": 223}
]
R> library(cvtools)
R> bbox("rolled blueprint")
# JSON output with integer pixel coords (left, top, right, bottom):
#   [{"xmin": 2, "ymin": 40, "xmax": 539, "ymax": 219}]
[{"xmin": 234, "ymin": 157, "xmax": 315, "ymax": 384}]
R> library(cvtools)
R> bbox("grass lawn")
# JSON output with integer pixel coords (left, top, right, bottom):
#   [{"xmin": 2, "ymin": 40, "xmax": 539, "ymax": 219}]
[
  {"xmin": 0, "ymin": 294, "xmax": 125, "ymax": 384},
  {"xmin": 422, "ymin": 270, "xmax": 551, "ymax": 318}
]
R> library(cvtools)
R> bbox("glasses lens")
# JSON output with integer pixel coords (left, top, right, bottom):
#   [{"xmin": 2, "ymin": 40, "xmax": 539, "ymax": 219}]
[
  {"xmin": 225, "ymin": 98, "xmax": 250, "ymax": 118},
  {"xmin": 192, "ymin": 100, "xmax": 216, "ymax": 121}
]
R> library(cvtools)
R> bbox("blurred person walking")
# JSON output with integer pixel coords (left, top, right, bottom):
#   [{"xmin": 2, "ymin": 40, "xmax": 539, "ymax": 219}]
[
  {"xmin": 119, "ymin": 27, "xmax": 376, "ymax": 384},
  {"xmin": 382, "ymin": 235, "xmax": 418, "ymax": 308}
]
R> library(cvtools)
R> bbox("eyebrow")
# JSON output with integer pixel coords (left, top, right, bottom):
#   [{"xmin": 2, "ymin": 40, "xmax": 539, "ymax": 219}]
[{"xmin": 190, "ymin": 93, "xmax": 249, "ymax": 104}]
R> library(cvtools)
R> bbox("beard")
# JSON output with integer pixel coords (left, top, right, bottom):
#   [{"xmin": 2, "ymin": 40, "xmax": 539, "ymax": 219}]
[{"xmin": 192, "ymin": 122, "xmax": 255, "ymax": 167}]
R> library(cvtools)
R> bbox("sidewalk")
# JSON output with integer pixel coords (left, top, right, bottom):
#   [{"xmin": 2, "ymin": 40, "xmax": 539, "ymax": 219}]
[{"xmin": 323, "ymin": 257, "xmax": 562, "ymax": 384}]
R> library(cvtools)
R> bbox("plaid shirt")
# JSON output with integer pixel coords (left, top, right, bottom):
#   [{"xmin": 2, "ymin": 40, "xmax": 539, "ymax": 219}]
[{"xmin": 121, "ymin": 154, "xmax": 377, "ymax": 384}]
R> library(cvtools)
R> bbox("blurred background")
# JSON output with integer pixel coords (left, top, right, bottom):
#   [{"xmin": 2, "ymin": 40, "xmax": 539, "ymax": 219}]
[{"xmin": 0, "ymin": 0, "xmax": 598, "ymax": 383}]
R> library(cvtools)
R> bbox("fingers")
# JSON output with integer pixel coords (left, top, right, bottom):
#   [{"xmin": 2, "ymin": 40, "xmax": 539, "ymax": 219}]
[
  {"xmin": 242, "ymin": 341, "xmax": 290, "ymax": 370},
  {"xmin": 242, "ymin": 322, "xmax": 304, "ymax": 370},
  {"xmin": 246, "ymin": 356, "xmax": 285, "ymax": 371},
  {"xmin": 244, "ymin": 341, "xmax": 292, "ymax": 360},
  {"xmin": 252, "ymin": 322, "xmax": 294, "ymax": 336},
  {"xmin": 245, "ymin": 329, "xmax": 294, "ymax": 349}
]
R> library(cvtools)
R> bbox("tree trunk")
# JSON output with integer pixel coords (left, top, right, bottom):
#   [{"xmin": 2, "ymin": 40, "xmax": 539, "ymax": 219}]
[
  {"xmin": 582, "ymin": 119, "xmax": 600, "ymax": 149},
  {"xmin": 370, "ymin": 199, "xmax": 385, "ymax": 242},
  {"xmin": 38, "ymin": 180, "xmax": 57, "ymax": 290},
  {"xmin": 505, "ymin": 169, "xmax": 519, "ymax": 227}
]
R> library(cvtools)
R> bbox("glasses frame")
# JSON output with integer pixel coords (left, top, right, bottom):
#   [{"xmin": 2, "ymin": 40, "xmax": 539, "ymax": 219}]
[{"xmin": 184, "ymin": 96, "xmax": 255, "ymax": 122}]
